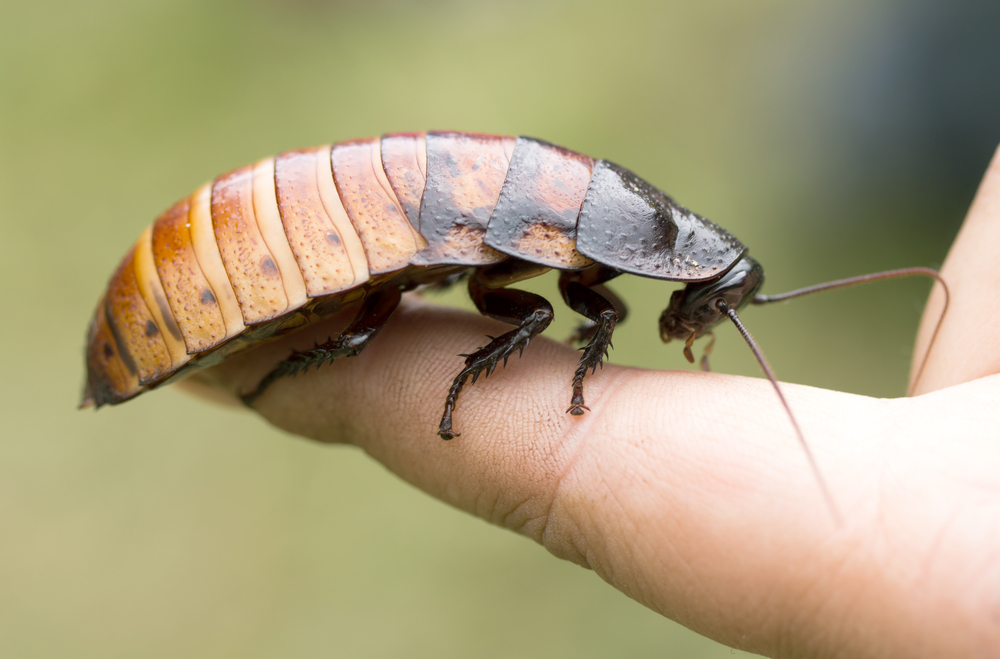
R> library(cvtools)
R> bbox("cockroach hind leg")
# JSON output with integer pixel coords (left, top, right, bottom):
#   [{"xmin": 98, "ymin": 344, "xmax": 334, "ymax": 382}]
[{"xmin": 239, "ymin": 287, "xmax": 401, "ymax": 407}]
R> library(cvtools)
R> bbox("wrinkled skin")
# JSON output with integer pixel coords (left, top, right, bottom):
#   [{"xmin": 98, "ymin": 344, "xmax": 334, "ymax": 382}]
[{"xmin": 182, "ymin": 146, "xmax": 1000, "ymax": 659}]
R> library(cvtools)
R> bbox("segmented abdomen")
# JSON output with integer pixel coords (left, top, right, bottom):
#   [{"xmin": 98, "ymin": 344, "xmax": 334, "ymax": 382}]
[{"xmin": 83, "ymin": 132, "xmax": 604, "ymax": 407}]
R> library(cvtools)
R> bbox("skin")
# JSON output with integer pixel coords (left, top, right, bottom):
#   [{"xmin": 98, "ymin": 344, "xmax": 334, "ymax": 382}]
[{"xmin": 182, "ymin": 145, "xmax": 1000, "ymax": 658}]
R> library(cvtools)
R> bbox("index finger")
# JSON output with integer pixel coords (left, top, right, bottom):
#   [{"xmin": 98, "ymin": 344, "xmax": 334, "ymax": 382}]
[{"xmin": 184, "ymin": 292, "xmax": 991, "ymax": 657}]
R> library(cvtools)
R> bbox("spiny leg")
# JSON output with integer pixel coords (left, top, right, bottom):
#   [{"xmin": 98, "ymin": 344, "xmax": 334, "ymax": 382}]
[
  {"xmin": 241, "ymin": 286, "xmax": 402, "ymax": 406},
  {"xmin": 565, "ymin": 283, "xmax": 629, "ymax": 344},
  {"xmin": 562, "ymin": 285, "xmax": 616, "ymax": 415},
  {"xmin": 439, "ymin": 269, "xmax": 554, "ymax": 440},
  {"xmin": 563, "ymin": 265, "xmax": 627, "ymax": 345},
  {"xmin": 559, "ymin": 268, "xmax": 624, "ymax": 415}
]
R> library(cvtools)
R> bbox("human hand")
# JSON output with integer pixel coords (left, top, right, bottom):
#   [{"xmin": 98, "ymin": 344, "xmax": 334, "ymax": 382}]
[{"xmin": 181, "ymin": 147, "xmax": 1000, "ymax": 658}]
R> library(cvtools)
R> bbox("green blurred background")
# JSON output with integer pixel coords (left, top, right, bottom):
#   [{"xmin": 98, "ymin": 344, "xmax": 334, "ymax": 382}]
[{"xmin": 2, "ymin": 0, "xmax": 997, "ymax": 656}]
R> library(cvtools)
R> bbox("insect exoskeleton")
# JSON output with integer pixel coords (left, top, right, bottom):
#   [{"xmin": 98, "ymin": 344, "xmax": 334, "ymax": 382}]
[{"xmin": 83, "ymin": 131, "xmax": 756, "ymax": 437}]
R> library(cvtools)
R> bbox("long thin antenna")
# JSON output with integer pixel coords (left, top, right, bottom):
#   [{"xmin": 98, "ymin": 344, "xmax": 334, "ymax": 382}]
[
  {"xmin": 717, "ymin": 301, "xmax": 843, "ymax": 525},
  {"xmin": 752, "ymin": 267, "xmax": 950, "ymax": 395}
]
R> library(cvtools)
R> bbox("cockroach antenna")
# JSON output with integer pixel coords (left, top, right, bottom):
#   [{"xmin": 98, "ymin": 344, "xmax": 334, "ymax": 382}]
[
  {"xmin": 718, "ymin": 300, "xmax": 843, "ymax": 524},
  {"xmin": 752, "ymin": 268, "xmax": 951, "ymax": 397},
  {"xmin": 739, "ymin": 267, "xmax": 952, "ymax": 524}
]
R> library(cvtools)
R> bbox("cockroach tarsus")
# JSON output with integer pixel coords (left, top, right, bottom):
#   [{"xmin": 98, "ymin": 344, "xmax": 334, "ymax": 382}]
[{"xmin": 82, "ymin": 132, "xmax": 951, "ymax": 520}]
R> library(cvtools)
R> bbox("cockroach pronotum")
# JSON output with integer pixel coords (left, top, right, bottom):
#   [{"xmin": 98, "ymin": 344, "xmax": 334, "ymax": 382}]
[{"xmin": 81, "ymin": 131, "xmax": 949, "ymax": 518}]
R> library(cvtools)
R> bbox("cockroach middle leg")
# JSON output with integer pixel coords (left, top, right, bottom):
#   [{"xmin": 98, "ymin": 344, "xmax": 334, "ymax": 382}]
[
  {"xmin": 559, "ymin": 267, "xmax": 626, "ymax": 415},
  {"xmin": 241, "ymin": 286, "xmax": 402, "ymax": 406},
  {"xmin": 438, "ymin": 269, "xmax": 554, "ymax": 439}
]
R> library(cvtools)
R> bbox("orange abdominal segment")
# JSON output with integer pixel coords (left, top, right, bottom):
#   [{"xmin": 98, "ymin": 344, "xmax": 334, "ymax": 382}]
[
  {"xmin": 210, "ymin": 166, "xmax": 290, "ymax": 324},
  {"xmin": 186, "ymin": 183, "xmax": 246, "ymax": 339},
  {"xmin": 274, "ymin": 147, "xmax": 368, "ymax": 297},
  {"xmin": 332, "ymin": 138, "xmax": 426, "ymax": 275},
  {"xmin": 104, "ymin": 243, "xmax": 173, "ymax": 384},
  {"xmin": 251, "ymin": 157, "xmax": 308, "ymax": 311},
  {"xmin": 151, "ymin": 197, "xmax": 228, "ymax": 353},
  {"xmin": 82, "ymin": 294, "xmax": 141, "ymax": 406}
]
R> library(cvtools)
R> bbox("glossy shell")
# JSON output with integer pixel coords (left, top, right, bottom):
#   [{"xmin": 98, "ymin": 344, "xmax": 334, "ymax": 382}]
[{"xmin": 83, "ymin": 132, "xmax": 746, "ymax": 407}]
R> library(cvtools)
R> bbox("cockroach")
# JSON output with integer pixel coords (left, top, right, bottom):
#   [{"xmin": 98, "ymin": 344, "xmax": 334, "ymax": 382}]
[{"xmin": 82, "ymin": 131, "xmax": 949, "ymax": 517}]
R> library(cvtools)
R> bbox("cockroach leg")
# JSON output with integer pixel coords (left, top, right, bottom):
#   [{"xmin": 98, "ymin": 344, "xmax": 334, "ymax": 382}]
[
  {"xmin": 438, "ymin": 274, "xmax": 554, "ymax": 439},
  {"xmin": 559, "ymin": 268, "xmax": 624, "ymax": 415},
  {"xmin": 565, "ymin": 283, "xmax": 628, "ymax": 346},
  {"xmin": 562, "ymin": 266, "xmax": 626, "ymax": 346},
  {"xmin": 563, "ymin": 284, "xmax": 616, "ymax": 415},
  {"xmin": 240, "ymin": 286, "xmax": 402, "ymax": 406}
]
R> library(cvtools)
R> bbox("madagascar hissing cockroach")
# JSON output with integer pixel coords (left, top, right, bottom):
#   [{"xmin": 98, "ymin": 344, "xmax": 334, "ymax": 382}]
[{"xmin": 82, "ymin": 131, "xmax": 949, "ymax": 516}]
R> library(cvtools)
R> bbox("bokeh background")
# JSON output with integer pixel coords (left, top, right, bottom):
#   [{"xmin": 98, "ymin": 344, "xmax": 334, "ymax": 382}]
[{"xmin": 2, "ymin": 0, "xmax": 998, "ymax": 656}]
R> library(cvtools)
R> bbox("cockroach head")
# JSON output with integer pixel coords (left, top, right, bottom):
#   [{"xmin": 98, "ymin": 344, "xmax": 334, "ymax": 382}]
[{"xmin": 660, "ymin": 255, "xmax": 763, "ymax": 343}]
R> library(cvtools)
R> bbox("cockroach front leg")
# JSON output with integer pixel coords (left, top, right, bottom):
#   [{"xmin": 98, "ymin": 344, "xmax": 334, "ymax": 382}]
[
  {"xmin": 439, "ymin": 270, "xmax": 554, "ymax": 439},
  {"xmin": 241, "ymin": 286, "xmax": 402, "ymax": 406}
]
